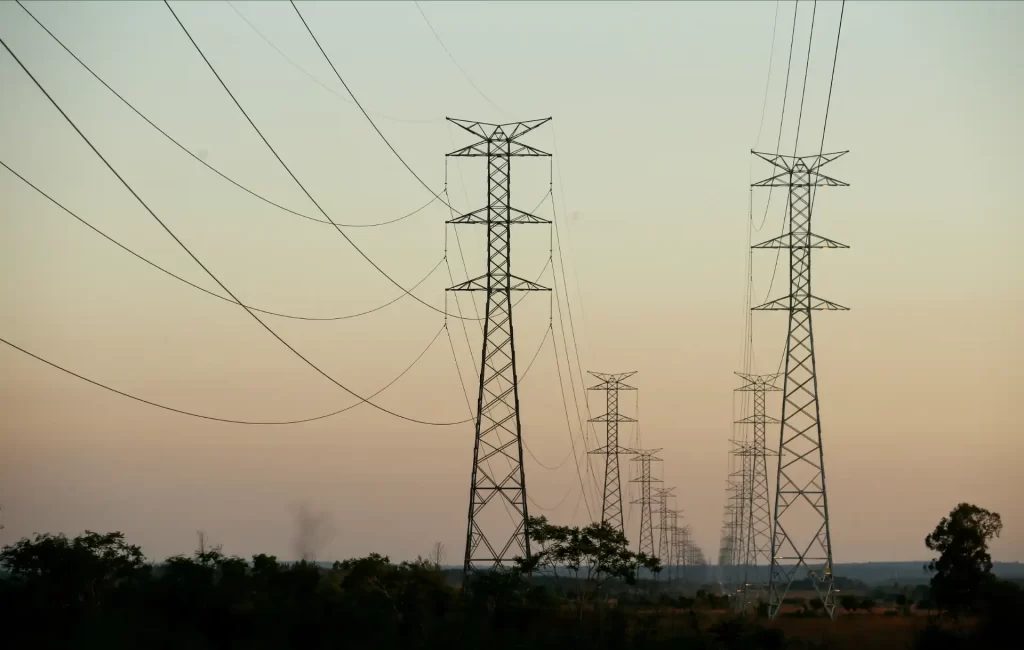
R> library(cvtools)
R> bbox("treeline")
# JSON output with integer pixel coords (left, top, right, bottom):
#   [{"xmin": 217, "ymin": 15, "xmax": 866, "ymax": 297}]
[
  {"xmin": 1, "ymin": 503, "xmax": 1021, "ymax": 649},
  {"xmin": 0, "ymin": 530, "xmax": 782, "ymax": 650}
]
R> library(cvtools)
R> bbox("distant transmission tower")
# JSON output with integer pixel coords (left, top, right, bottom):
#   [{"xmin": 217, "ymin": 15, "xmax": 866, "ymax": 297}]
[
  {"xmin": 588, "ymin": 372, "xmax": 637, "ymax": 534},
  {"xmin": 736, "ymin": 372, "xmax": 781, "ymax": 608},
  {"xmin": 665, "ymin": 509, "xmax": 681, "ymax": 582},
  {"xmin": 448, "ymin": 118, "xmax": 553, "ymax": 573},
  {"xmin": 751, "ymin": 150, "xmax": 849, "ymax": 618},
  {"xmin": 631, "ymin": 449, "xmax": 662, "ymax": 559},
  {"xmin": 654, "ymin": 486, "xmax": 675, "ymax": 579}
]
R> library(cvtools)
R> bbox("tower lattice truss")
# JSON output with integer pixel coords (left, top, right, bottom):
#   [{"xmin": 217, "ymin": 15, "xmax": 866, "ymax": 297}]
[
  {"xmin": 448, "ymin": 118, "xmax": 551, "ymax": 572},
  {"xmin": 654, "ymin": 487, "xmax": 675, "ymax": 577},
  {"xmin": 631, "ymin": 449, "xmax": 663, "ymax": 559},
  {"xmin": 735, "ymin": 372, "xmax": 781, "ymax": 608},
  {"xmin": 587, "ymin": 372, "xmax": 637, "ymax": 535},
  {"xmin": 751, "ymin": 150, "xmax": 849, "ymax": 619}
]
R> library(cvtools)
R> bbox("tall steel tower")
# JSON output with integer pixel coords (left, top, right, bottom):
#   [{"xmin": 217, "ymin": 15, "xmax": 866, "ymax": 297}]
[
  {"xmin": 588, "ymin": 372, "xmax": 637, "ymax": 534},
  {"xmin": 736, "ymin": 372, "xmax": 781, "ymax": 607},
  {"xmin": 654, "ymin": 486, "xmax": 675, "ymax": 579},
  {"xmin": 751, "ymin": 150, "xmax": 849, "ymax": 618},
  {"xmin": 631, "ymin": 449, "xmax": 662, "ymax": 559},
  {"xmin": 448, "ymin": 118, "xmax": 552, "ymax": 573}
]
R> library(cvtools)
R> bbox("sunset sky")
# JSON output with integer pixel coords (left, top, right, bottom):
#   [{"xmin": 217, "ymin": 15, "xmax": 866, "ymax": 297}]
[{"xmin": 1, "ymin": 1, "xmax": 1021, "ymax": 564}]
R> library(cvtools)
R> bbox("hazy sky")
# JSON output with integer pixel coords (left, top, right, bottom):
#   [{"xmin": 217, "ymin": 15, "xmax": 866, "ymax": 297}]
[{"xmin": 1, "ymin": 1, "xmax": 1021, "ymax": 565}]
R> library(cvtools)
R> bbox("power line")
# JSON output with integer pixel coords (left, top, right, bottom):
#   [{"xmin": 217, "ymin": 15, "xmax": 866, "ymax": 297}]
[
  {"xmin": 1, "ymin": 311, "xmax": 558, "ymax": 428},
  {"xmin": 1, "ymin": 157, "xmax": 449, "ymax": 322},
  {"xmin": 16, "ymin": 1, "xmax": 437, "ymax": 229},
  {"xmin": 288, "ymin": 0, "xmax": 454, "ymax": 209},
  {"xmin": 163, "ymin": 1, "xmax": 468, "ymax": 322},
  {"xmin": 752, "ymin": 1, "xmax": 782, "ymax": 150},
  {"xmin": 552, "ymin": 324, "xmax": 594, "ymax": 521},
  {"xmin": 791, "ymin": 0, "xmax": 818, "ymax": 157},
  {"xmin": 412, "ymin": 1, "xmax": 504, "ymax": 113},
  {"xmin": 0, "ymin": 325, "xmax": 454, "ymax": 425},
  {"xmin": 0, "ymin": 31, "xmax": 462, "ymax": 428},
  {"xmin": 761, "ymin": 0, "xmax": 804, "ymax": 302},
  {"xmin": 228, "ymin": 1, "xmax": 440, "ymax": 125}
]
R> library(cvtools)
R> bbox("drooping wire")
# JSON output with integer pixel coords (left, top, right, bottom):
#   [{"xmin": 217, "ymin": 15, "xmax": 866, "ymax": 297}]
[
  {"xmin": 2, "ymin": 157, "xmax": 449, "ymax": 322},
  {"xmin": 519, "ymin": 331, "xmax": 573, "ymax": 472},
  {"xmin": 412, "ymin": 1, "xmax": 504, "ymax": 114},
  {"xmin": 16, "ymin": 1, "xmax": 437, "ymax": 229},
  {"xmin": 761, "ymin": 0, "xmax": 809, "ymax": 305},
  {"xmin": 550, "ymin": 164, "xmax": 603, "ymax": 501},
  {"xmin": 163, "ymin": 1, "xmax": 471, "ymax": 322},
  {"xmin": 551, "ymin": 324, "xmax": 594, "ymax": 522},
  {"xmin": 227, "ymin": 1, "xmax": 440, "ymax": 125},
  {"xmin": 0, "ymin": 325, "xmax": 456, "ymax": 425},
  {"xmin": 791, "ymin": 1, "xmax": 818, "ymax": 158},
  {"xmin": 773, "ymin": 0, "xmax": 845, "ymax": 379},
  {"xmin": 0, "ymin": 31, "xmax": 462, "ymax": 427},
  {"xmin": 288, "ymin": 0, "xmax": 454, "ymax": 210}
]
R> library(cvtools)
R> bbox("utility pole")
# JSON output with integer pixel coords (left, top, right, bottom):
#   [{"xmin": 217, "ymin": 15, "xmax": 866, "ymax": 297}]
[
  {"xmin": 587, "ymin": 372, "xmax": 637, "ymax": 535},
  {"xmin": 448, "ymin": 118, "xmax": 552, "ymax": 573},
  {"xmin": 631, "ymin": 449, "xmax": 662, "ymax": 561},
  {"xmin": 735, "ymin": 372, "xmax": 781, "ymax": 609},
  {"xmin": 751, "ymin": 150, "xmax": 849, "ymax": 619},
  {"xmin": 654, "ymin": 486, "xmax": 675, "ymax": 580}
]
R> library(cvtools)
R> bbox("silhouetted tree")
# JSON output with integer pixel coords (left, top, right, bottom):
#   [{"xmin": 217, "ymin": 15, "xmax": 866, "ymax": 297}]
[
  {"xmin": 925, "ymin": 502, "xmax": 1002, "ymax": 617},
  {"xmin": 522, "ymin": 516, "xmax": 660, "ymax": 618}
]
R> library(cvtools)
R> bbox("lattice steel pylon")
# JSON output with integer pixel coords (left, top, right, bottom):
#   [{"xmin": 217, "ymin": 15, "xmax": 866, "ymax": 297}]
[
  {"xmin": 448, "ymin": 118, "xmax": 552, "ymax": 573},
  {"xmin": 631, "ymin": 449, "xmax": 663, "ymax": 559},
  {"xmin": 665, "ymin": 509, "xmax": 681, "ymax": 582},
  {"xmin": 751, "ymin": 150, "xmax": 849, "ymax": 619},
  {"xmin": 654, "ymin": 486, "xmax": 675, "ymax": 580},
  {"xmin": 588, "ymin": 372, "xmax": 637, "ymax": 535},
  {"xmin": 735, "ymin": 372, "xmax": 781, "ymax": 609}
]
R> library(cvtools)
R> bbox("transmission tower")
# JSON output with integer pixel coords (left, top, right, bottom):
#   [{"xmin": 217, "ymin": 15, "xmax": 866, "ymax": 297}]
[
  {"xmin": 448, "ymin": 118, "xmax": 552, "ymax": 573},
  {"xmin": 654, "ymin": 486, "xmax": 675, "ymax": 579},
  {"xmin": 751, "ymin": 150, "xmax": 849, "ymax": 618},
  {"xmin": 587, "ymin": 372, "xmax": 637, "ymax": 534},
  {"xmin": 735, "ymin": 372, "xmax": 781, "ymax": 608},
  {"xmin": 665, "ymin": 509, "xmax": 681, "ymax": 582},
  {"xmin": 630, "ymin": 449, "xmax": 662, "ymax": 560}
]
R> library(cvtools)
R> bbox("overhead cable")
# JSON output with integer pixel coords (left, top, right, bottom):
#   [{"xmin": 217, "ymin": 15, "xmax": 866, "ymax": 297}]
[
  {"xmin": 0, "ymin": 325, "xmax": 452, "ymax": 425},
  {"xmin": 164, "ymin": 1, "xmax": 470, "ymax": 321},
  {"xmin": 2, "ymin": 157, "xmax": 447, "ymax": 322},
  {"xmin": 288, "ymin": 1, "xmax": 454, "ymax": 209},
  {"xmin": 0, "ymin": 32, "xmax": 461, "ymax": 427},
  {"xmin": 412, "ymin": 1, "xmax": 504, "ymax": 113},
  {"xmin": 228, "ymin": 1, "xmax": 439, "ymax": 125},
  {"xmin": 16, "ymin": 1, "xmax": 436, "ymax": 229}
]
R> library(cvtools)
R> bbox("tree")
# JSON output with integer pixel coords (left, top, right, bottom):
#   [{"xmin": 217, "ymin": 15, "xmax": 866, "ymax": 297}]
[
  {"xmin": 522, "ymin": 516, "xmax": 660, "ymax": 617},
  {"xmin": 0, "ymin": 531, "xmax": 147, "ymax": 613},
  {"xmin": 925, "ymin": 503, "xmax": 1003, "ymax": 617},
  {"xmin": 428, "ymin": 541, "xmax": 447, "ymax": 569},
  {"xmin": 840, "ymin": 594, "xmax": 859, "ymax": 613}
]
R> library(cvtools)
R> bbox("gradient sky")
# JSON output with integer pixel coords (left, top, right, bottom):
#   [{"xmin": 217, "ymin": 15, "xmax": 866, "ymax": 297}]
[{"xmin": 1, "ymin": 1, "xmax": 1021, "ymax": 565}]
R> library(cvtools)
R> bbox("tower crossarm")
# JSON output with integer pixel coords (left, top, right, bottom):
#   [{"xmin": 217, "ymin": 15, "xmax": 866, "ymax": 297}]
[
  {"xmin": 588, "ymin": 413, "xmax": 637, "ymax": 423},
  {"xmin": 447, "ymin": 274, "xmax": 550, "ymax": 292},
  {"xmin": 753, "ymin": 233, "xmax": 848, "ymax": 249},
  {"xmin": 447, "ymin": 206, "xmax": 550, "ymax": 225},
  {"xmin": 448, "ymin": 118, "xmax": 552, "ymax": 143},
  {"xmin": 752, "ymin": 295, "xmax": 849, "ymax": 311}
]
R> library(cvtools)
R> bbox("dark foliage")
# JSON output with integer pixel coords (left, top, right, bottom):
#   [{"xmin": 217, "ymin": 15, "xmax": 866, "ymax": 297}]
[
  {"xmin": 925, "ymin": 503, "xmax": 1003, "ymax": 617},
  {"xmin": 0, "ymin": 529, "xmax": 793, "ymax": 650}
]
